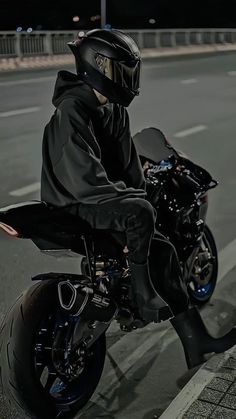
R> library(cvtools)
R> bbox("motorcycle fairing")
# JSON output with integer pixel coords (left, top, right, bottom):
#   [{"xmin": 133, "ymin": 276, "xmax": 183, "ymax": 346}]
[
  {"xmin": 133, "ymin": 127, "xmax": 179, "ymax": 164},
  {"xmin": 133, "ymin": 127, "xmax": 216, "ymax": 190}
]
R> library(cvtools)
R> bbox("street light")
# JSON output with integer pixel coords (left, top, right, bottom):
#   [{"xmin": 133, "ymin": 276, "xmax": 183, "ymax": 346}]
[
  {"xmin": 149, "ymin": 18, "xmax": 156, "ymax": 25},
  {"xmin": 91, "ymin": 15, "xmax": 101, "ymax": 22},
  {"xmin": 101, "ymin": 0, "xmax": 106, "ymax": 28}
]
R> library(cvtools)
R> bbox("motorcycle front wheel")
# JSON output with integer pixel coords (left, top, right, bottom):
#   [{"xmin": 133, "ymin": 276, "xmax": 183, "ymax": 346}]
[
  {"xmin": 187, "ymin": 224, "xmax": 218, "ymax": 305},
  {"xmin": 0, "ymin": 279, "xmax": 106, "ymax": 419}
]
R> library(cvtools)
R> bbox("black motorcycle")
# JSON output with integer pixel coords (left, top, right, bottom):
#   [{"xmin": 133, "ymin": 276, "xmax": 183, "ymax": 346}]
[{"xmin": 0, "ymin": 128, "xmax": 218, "ymax": 419}]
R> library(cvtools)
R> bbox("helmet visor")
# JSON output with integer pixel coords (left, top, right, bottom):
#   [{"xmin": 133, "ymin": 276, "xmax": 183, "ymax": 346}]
[{"xmin": 111, "ymin": 59, "xmax": 141, "ymax": 94}]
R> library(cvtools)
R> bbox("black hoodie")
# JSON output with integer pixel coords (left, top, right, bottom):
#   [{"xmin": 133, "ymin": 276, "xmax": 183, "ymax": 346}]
[{"xmin": 41, "ymin": 71, "xmax": 146, "ymax": 207}]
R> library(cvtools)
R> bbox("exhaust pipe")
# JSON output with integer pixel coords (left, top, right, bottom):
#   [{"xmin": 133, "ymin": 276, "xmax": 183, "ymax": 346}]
[{"xmin": 58, "ymin": 281, "xmax": 117, "ymax": 322}]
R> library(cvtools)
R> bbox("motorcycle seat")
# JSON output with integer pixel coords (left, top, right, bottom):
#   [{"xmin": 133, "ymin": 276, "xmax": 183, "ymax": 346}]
[
  {"xmin": 0, "ymin": 201, "xmax": 124, "ymax": 257},
  {"xmin": 0, "ymin": 200, "xmax": 92, "ymax": 235},
  {"xmin": 0, "ymin": 201, "xmax": 48, "ymax": 222}
]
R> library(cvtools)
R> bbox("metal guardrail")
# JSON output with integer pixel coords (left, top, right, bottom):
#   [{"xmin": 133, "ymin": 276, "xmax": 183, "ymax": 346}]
[{"xmin": 1, "ymin": 29, "xmax": 236, "ymax": 58}]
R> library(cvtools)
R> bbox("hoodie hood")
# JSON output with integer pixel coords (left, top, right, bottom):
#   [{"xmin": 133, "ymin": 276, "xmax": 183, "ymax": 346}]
[{"xmin": 52, "ymin": 70, "xmax": 100, "ymax": 111}]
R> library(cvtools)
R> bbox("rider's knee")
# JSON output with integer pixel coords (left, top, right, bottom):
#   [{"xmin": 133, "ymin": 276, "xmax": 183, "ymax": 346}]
[{"xmin": 132, "ymin": 198, "xmax": 156, "ymax": 228}]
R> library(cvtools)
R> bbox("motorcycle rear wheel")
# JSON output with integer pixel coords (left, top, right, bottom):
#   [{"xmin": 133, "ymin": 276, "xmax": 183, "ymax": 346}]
[{"xmin": 0, "ymin": 279, "xmax": 106, "ymax": 419}]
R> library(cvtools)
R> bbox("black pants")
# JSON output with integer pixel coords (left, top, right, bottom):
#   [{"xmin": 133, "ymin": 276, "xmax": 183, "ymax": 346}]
[{"xmin": 75, "ymin": 197, "xmax": 189, "ymax": 315}]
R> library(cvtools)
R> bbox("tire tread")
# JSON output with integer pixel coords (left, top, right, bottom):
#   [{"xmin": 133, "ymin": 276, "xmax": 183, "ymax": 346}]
[{"xmin": 0, "ymin": 279, "xmax": 106, "ymax": 419}]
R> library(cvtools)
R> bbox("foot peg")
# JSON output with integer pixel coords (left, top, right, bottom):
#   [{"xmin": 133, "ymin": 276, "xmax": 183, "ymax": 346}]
[
  {"xmin": 58, "ymin": 281, "xmax": 117, "ymax": 322},
  {"xmin": 141, "ymin": 304, "xmax": 173, "ymax": 323}
]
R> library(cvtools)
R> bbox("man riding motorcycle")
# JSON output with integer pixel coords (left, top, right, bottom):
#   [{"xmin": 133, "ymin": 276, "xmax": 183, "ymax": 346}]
[{"xmin": 41, "ymin": 29, "xmax": 236, "ymax": 368}]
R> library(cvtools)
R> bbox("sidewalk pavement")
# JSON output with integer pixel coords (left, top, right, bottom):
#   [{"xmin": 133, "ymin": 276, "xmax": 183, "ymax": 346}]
[
  {"xmin": 160, "ymin": 347, "xmax": 236, "ymax": 419},
  {"xmin": 1, "ymin": 44, "xmax": 236, "ymax": 72},
  {"xmin": 160, "ymin": 265, "xmax": 236, "ymax": 419}
]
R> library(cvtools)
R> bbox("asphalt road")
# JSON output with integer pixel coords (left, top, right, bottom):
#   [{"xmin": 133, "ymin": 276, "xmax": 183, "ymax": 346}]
[{"xmin": 0, "ymin": 52, "xmax": 236, "ymax": 418}]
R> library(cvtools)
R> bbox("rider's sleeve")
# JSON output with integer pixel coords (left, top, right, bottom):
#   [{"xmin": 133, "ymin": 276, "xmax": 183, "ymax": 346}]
[
  {"xmin": 52, "ymin": 100, "xmax": 146, "ymax": 205},
  {"xmin": 114, "ymin": 106, "xmax": 146, "ymax": 190}
]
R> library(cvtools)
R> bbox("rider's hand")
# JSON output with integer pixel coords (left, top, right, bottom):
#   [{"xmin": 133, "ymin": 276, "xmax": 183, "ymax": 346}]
[{"xmin": 142, "ymin": 161, "xmax": 151, "ymax": 173}]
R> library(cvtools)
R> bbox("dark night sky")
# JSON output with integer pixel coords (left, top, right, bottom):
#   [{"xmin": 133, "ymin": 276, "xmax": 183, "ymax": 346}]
[{"xmin": 0, "ymin": 0, "xmax": 236, "ymax": 30}]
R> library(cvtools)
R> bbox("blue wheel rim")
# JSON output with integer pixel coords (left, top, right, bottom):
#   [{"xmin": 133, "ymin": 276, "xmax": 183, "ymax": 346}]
[{"xmin": 190, "ymin": 279, "xmax": 215, "ymax": 300}]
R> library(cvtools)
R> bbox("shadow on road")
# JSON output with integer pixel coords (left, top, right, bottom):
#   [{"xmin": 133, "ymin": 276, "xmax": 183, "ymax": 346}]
[{"xmin": 78, "ymin": 351, "xmax": 158, "ymax": 418}]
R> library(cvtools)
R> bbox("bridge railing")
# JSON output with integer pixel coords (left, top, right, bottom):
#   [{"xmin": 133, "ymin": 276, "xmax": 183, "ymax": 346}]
[{"xmin": 1, "ymin": 29, "xmax": 236, "ymax": 58}]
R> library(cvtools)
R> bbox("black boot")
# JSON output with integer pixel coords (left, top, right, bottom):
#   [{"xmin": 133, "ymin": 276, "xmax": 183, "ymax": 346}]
[
  {"xmin": 129, "ymin": 261, "xmax": 173, "ymax": 323},
  {"xmin": 171, "ymin": 306, "xmax": 236, "ymax": 369}
]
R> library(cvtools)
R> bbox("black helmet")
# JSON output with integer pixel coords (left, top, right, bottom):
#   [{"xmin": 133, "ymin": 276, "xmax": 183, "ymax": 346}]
[{"xmin": 68, "ymin": 29, "xmax": 141, "ymax": 107}]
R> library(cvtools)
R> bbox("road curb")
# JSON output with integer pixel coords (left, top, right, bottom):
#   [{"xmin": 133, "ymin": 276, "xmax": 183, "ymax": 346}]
[
  {"xmin": 159, "ymin": 346, "xmax": 236, "ymax": 419},
  {"xmin": 1, "ymin": 45, "xmax": 236, "ymax": 72}
]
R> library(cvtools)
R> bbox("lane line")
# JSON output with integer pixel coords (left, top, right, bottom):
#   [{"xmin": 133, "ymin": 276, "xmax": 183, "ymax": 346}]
[
  {"xmin": 0, "ymin": 76, "xmax": 55, "ymax": 87},
  {"xmin": 174, "ymin": 125, "xmax": 207, "ymax": 138},
  {"xmin": 0, "ymin": 214, "xmax": 235, "ymax": 417},
  {"xmin": 228, "ymin": 71, "xmax": 236, "ymax": 76},
  {"xmin": 9, "ymin": 182, "xmax": 40, "ymax": 197},
  {"xmin": 79, "ymin": 237, "xmax": 236, "ymax": 415},
  {"xmin": 0, "ymin": 107, "xmax": 41, "ymax": 118},
  {"xmin": 82, "ymin": 327, "xmax": 174, "ymax": 414},
  {"xmin": 181, "ymin": 78, "xmax": 198, "ymax": 84},
  {"xmin": 87, "ymin": 238, "xmax": 236, "ymax": 406},
  {"xmin": 143, "ymin": 63, "xmax": 172, "ymax": 70}
]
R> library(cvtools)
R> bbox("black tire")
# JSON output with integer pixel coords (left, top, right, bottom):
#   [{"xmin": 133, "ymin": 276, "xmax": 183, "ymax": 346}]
[
  {"xmin": 188, "ymin": 224, "xmax": 218, "ymax": 306},
  {"xmin": 0, "ymin": 279, "xmax": 106, "ymax": 419}
]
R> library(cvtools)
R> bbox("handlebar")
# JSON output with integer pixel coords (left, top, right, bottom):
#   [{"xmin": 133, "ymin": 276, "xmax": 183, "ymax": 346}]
[{"xmin": 145, "ymin": 156, "xmax": 218, "ymax": 193}]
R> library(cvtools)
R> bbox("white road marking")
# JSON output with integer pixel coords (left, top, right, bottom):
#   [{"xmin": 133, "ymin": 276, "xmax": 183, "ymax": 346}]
[
  {"xmin": 228, "ymin": 71, "xmax": 236, "ymax": 76},
  {"xmin": 174, "ymin": 125, "xmax": 207, "ymax": 138},
  {"xmin": 143, "ymin": 63, "xmax": 171, "ymax": 70},
  {"xmin": 159, "ymin": 354, "xmax": 223, "ymax": 419},
  {"xmin": 160, "ymin": 346, "xmax": 236, "ymax": 419},
  {"xmin": 83, "ymin": 327, "xmax": 174, "ymax": 411},
  {"xmin": 95, "ymin": 237, "xmax": 236, "ymax": 414},
  {"xmin": 81, "ymin": 228, "xmax": 236, "ymax": 412},
  {"xmin": 0, "ymin": 107, "xmax": 41, "ymax": 118},
  {"xmin": 9, "ymin": 182, "xmax": 40, "ymax": 197},
  {"xmin": 160, "ymin": 368, "xmax": 215, "ymax": 419},
  {"xmin": 181, "ymin": 78, "xmax": 198, "ymax": 84},
  {"xmin": 159, "ymin": 238, "xmax": 236, "ymax": 418},
  {"xmin": 0, "ymin": 76, "xmax": 55, "ymax": 87}
]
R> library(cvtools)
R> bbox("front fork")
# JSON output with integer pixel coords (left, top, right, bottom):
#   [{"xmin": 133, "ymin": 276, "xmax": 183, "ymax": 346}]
[
  {"xmin": 183, "ymin": 244, "xmax": 201, "ymax": 283},
  {"xmin": 182, "ymin": 222, "xmax": 206, "ymax": 283}
]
